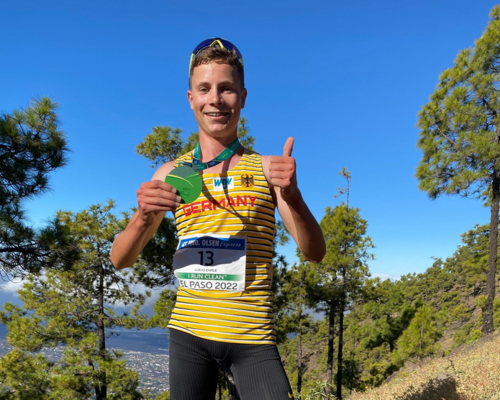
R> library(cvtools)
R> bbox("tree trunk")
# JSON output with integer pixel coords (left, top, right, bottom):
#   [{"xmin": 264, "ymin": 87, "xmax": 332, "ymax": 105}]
[
  {"xmin": 217, "ymin": 361, "xmax": 241, "ymax": 400},
  {"xmin": 483, "ymin": 175, "xmax": 499, "ymax": 335},
  {"xmin": 350, "ymin": 335, "xmax": 356, "ymax": 391},
  {"xmin": 96, "ymin": 264, "xmax": 107, "ymax": 400},
  {"xmin": 418, "ymin": 315, "xmax": 424, "ymax": 366},
  {"xmin": 325, "ymin": 303, "xmax": 335, "ymax": 396},
  {"xmin": 336, "ymin": 205, "xmax": 349, "ymax": 400},
  {"xmin": 297, "ymin": 315, "xmax": 302, "ymax": 394},
  {"xmin": 90, "ymin": 359, "xmax": 102, "ymax": 400},
  {"xmin": 297, "ymin": 265, "xmax": 305, "ymax": 395},
  {"xmin": 336, "ymin": 279, "xmax": 345, "ymax": 400}
]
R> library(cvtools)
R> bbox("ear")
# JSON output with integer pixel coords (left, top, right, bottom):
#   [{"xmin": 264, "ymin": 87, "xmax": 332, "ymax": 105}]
[
  {"xmin": 187, "ymin": 89, "xmax": 194, "ymax": 110},
  {"xmin": 241, "ymin": 88, "xmax": 247, "ymax": 109}
]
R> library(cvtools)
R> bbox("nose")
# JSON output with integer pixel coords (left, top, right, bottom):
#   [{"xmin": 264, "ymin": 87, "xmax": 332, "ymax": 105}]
[{"xmin": 209, "ymin": 88, "xmax": 223, "ymax": 105}]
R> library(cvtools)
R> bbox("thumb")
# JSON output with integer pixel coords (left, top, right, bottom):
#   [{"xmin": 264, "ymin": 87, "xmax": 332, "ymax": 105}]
[{"xmin": 283, "ymin": 137, "xmax": 294, "ymax": 157}]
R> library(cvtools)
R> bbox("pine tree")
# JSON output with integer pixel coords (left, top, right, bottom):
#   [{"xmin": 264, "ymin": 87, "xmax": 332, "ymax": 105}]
[
  {"xmin": 135, "ymin": 126, "xmax": 183, "ymax": 168},
  {"xmin": 0, "ymin": 97, "xmax": 71, "ymax": 277},
  {"xmin": 416, "ymin": 5, "xmax": 500, "ymax": 334},
  {"xmin": 0, "ymin": 349, "xmax": 53, "ymax": 399},
  {"xmin": 271, "ymin": 220, "xmax": 291, "ymax": 344},
  {"xmin": 0, "ymin": 201, "xmax": 149, "ymax": 399},
  {"xmin": 307, "ymin": 169, "xmax": 373, "ymax": 399},
  {"xmin": 394, "ymin": 304, "xmax": 441, "ymax": 365},
  {"xmin": 362, "ymin": 278, "xmax": 416, "ymax": 353},
  {"xmin": 460, "ymin": 224, "xmax": 490, "ymax": 292},
  {"xmin": 280, "ymin": 262, "xmax": 313, "ymax": 394},
  {"xmin": 236, "ymin": 117, "xmax": 255, "ymax": 151},
  {"xmin": 349, "ymin": 278, "xmax": 418, "ymax": 387},
  {"xmin": 124, "ymin": 209, "xmax": 178, "ymax": 289}
]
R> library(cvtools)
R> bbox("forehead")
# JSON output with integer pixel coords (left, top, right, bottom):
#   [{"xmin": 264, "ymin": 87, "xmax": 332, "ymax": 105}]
[{"xmin": 190, "ymin": 62, "xmax": 241, "ymax": 86}]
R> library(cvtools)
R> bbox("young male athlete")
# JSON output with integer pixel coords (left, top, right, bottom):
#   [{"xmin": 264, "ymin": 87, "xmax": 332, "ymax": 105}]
[{"xmin": 111, "ymin": 38, "xmax": 326, "ymax": 400}]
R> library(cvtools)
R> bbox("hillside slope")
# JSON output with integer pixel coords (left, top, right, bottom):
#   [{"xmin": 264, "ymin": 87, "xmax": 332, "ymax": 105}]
[
  {"xmin": 347, "ymin": 332, "xmax": 500, "ymax": 400},
  {"xmin": 281, "ymin": 224, "xmax": 500, "ymax": 395}
]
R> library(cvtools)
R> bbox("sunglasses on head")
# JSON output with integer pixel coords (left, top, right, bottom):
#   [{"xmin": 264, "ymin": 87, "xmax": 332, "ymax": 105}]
[{"xmin": 189, "ymin": 38, "xmax": 244, "ymax": 74}]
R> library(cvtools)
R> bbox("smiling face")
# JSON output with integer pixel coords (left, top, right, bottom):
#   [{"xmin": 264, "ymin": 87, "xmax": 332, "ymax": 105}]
[{"xmin": 187, "ymin": 62, "xmax": 247, "ymax": 141}]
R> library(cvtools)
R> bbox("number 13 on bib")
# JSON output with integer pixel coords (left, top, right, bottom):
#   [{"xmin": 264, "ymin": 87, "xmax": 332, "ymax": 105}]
[{"xmin": 172, "ymin": 234, "xmax": 247, "ymax": 292}]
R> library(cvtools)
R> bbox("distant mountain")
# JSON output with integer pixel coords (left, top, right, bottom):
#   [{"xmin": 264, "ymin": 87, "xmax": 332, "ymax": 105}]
[{"xmin": 0, "ymin": 325, "xmax": 169, "ymax": 355}]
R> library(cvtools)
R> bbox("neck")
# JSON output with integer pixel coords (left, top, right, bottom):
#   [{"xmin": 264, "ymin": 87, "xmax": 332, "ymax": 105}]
[{"xmin": 198, "ymin": 132, "xmax": 238, "ymax": 161}]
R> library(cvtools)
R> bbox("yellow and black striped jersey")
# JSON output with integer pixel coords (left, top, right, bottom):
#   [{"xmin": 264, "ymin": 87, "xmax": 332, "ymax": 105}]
[{"xmin": 167, "ymin": 148, "xmax": 277, "ymax": 344}]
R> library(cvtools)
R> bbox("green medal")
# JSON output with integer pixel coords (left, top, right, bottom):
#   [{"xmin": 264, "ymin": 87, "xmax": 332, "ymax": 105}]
[
  {"xmin": 165, "ymin": 138, "xmax": 240, "ymax": 204},
  {"xmin": 165, "ymin": 166, "xmax": 203, "ymax": 204}
]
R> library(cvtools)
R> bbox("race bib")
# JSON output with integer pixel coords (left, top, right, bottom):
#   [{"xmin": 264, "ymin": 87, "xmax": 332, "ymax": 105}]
[{"xmin": 173, "ymin": 234, "xmax": 246, "ymax": 292}]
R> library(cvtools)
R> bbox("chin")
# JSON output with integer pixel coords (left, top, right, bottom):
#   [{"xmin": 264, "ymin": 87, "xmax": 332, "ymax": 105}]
[
  {"xmin": 206, "ymin": 125, "xmax": 236, "ymax": 137},
  {"xmin": 206, "ymin": 131, "xmax": 231, "ymax": 139}
]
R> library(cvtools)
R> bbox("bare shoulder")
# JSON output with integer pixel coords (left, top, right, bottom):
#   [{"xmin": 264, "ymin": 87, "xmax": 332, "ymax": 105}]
[{"xmin": 151, "ymin": 160, "xmax": 176, "ymax": 181}]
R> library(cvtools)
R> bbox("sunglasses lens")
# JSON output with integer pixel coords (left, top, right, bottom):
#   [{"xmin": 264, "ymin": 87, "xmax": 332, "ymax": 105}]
[
  {"xmin": 192, "ymin": 38, "xmax": 242, "ymax": 60},
  {"xmin": 189, "ymin": 38, "xmax": 244, "ymax": 77},
  {"xmin": 219, "ymin": 39, "xmax": 243, "ymax": 60},
  {"xmin": 192, "ymin": 38, "xmax": 217, "ymax": 55}
]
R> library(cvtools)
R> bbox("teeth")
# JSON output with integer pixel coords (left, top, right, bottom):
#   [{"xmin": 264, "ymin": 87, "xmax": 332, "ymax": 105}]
[{"xmin": 206, "ymin": 113, "xmax": 225, "ymax": 116}]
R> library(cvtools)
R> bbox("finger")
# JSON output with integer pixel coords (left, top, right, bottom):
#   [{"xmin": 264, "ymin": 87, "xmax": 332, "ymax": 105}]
[
  {"xmin": 138, "ymin": 196, "xmax": 181, "ymax": 212},
  {"xmin": 269, "ymin": 156, "xmax": 287, "ymax": 164},
  {"xmin": 140, "ymin": 193, "xmax": 181, "ymax": 205},
  {"xmin": 269, "ymin": 171, "xmax": 293, "ymax": 180},
  {"xmin": 268, "ymin": 156, "xmax": 296, "ymax": 167},
  {"xmin": 140, "ymin": 205, "xmax": 178, "ymax": 215},
  {"xmin": 140, "ymin": 198, "xmax": 180, "ymax": 210},
  {"xmin": 269, "ymin": 163, "xmax": 295, "ymax": 172},
  {"xmin": 142, "ymin": 180, "xmax": 178, "ymax": 193},
  {"xmin": 137, "ymin": 187, "xmax": 182, "ymax": 203},
  {"xmin": 283, "ymin": 137, "xmax": 294, "ymax": 157}
]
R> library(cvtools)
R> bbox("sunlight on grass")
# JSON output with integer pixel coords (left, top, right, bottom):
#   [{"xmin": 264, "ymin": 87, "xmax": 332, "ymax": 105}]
[{"xmin": 348, "ymin": 333, "xmax": 500, "ymax": 400}]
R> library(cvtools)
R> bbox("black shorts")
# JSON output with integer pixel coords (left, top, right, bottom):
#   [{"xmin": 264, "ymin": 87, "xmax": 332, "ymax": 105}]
[{"xmin": 169, "ymin": 328, "xmax": 294, "ymax": 400}]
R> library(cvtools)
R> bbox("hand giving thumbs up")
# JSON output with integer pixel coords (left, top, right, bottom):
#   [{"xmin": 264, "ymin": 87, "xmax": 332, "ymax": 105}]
[{"xmin": 269, "ymin": 137, "xmax": 298, "ymax": 202}]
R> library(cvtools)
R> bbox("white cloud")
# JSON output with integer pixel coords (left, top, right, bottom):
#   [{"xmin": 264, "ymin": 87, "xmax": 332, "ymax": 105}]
[{"xmin": 0, "ymin": 278, "xmax": 25, "ymax": 295}]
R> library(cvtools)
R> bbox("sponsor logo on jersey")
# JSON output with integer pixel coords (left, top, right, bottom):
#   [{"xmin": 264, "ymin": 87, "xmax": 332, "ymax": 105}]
[
  {"xmin": 212, "ymin": 177, "xmax": 234, "ymax": 191},
  {"xmin": 241, "ymin": 174, "xmax": 254, "ymax": 188}
]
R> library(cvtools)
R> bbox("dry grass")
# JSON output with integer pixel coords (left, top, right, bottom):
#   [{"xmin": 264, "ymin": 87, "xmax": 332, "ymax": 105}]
[{"xmin": 348, "ymin": 332, "xmax": 500, "ymax": 400}]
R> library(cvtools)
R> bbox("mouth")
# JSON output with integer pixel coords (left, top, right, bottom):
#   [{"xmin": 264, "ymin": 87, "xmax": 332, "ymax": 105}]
[{"xmin": 204, "ymin": 112, "xmax": 229, "ymax": 118}]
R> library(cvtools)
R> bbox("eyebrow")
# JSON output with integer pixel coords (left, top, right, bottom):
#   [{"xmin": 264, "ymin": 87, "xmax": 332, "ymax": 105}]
[{"xmin": 197, "ymin": 80, "xmax": 236, "ymax": 87}]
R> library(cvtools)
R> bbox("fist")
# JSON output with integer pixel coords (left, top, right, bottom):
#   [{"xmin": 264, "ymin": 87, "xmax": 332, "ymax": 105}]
[
  {"xmin": 136, "ymin": 180, "xmax": 181, "ymax": 224},
  {"xmin": 269, "ymin": 137, "xmax": 298, "ymax": 202}
]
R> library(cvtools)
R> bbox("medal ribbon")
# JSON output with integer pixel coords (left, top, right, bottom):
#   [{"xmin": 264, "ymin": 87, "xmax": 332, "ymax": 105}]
[{"xmin": 181, "ymin": 138, "xmax": 240, "ymax": 172}]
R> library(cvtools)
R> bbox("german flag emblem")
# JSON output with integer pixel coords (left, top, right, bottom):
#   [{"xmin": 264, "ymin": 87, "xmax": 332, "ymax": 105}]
[{"xmin": 241, "ymin": 174, "xmax": 254, "ymax": 188}]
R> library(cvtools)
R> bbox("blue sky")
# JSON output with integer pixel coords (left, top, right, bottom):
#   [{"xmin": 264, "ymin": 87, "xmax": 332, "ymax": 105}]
[{"xmin": 1, "ymin": 0, "xmax": 498, "ymax": 303}]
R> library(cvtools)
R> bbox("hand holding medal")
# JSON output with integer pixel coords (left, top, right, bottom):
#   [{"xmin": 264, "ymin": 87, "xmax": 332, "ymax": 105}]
[
  {"xmin": 165, "ymin": 165, "xmax": 203, "ymax": 204},
  {"xmin": 136, "ymin": 180, "xmax": 182, "ymax": 225},
  {"xmin": 165, "ymin": 138, "xmax": 241, "ymax": 204},
  {"xmin": 269, "ymin": 137, "xmax": 298, "ymax": 202}
]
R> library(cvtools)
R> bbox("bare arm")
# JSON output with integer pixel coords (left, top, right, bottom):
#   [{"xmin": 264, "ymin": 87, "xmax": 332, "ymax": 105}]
[
  {"xmin": 262, "ymin": 138, "xmax": 326, "ymax": 263},
  {"xmin": 110, "ymin": 161, "xmax": 181, "ymax": 269}
]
